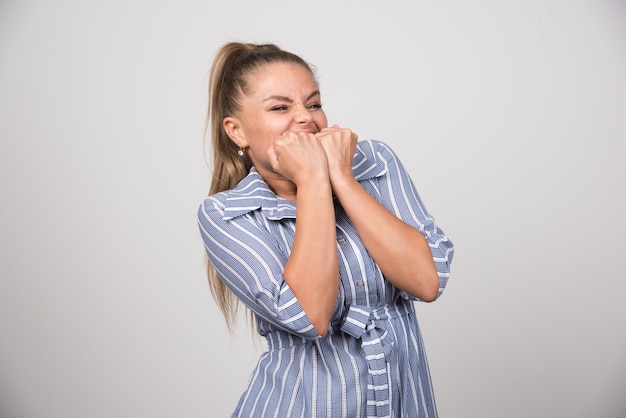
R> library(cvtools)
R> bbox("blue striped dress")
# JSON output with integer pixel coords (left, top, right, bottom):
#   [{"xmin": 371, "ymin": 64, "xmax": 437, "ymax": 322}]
[{"xmin": 198, "ymin": 139, "xmax": 454, "ymax": 417}]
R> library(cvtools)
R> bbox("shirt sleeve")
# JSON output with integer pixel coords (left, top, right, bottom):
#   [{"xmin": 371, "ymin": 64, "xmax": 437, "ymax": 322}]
[
  {"xmin": 198, "ymin": 197, "xmax": 322, "ymax": 339},
  {"xmin": 365, "ymin": 140, "xmax": 455, "ymax": 300}
]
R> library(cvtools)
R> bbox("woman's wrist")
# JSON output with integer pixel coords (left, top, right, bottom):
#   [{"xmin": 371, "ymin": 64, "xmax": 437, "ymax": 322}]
[{"xmin": 330, "ymin": 171, "xmax": 359, "ymax": 197}]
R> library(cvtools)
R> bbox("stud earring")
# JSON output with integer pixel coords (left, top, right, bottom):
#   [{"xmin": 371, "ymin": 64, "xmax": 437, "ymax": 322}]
[{"xmin": 237, "ymin": 148, "xmax": 245, "ymax": 156}]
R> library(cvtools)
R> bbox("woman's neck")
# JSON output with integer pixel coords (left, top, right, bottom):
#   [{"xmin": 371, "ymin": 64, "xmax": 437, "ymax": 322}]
[{"xmin": 258, "ymin": 169, "xmax": 298, "ymax": 203}]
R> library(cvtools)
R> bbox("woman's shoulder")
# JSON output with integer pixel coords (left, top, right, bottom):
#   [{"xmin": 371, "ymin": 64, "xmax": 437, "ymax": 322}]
[
  {"xmin": 199, "ymin": 169, "xmax": 276, "ymax": 221},
  {"xmin": 198, "ymin": 191, "xmax": 228, "ymax": 220},
  {"xmin": 201, "ymin": 168, "xmax": 264, "ymax": 204},
  {"xmin": 355, "ymin": 139, "xmax": 400, "ymax": 165},
  {"xmin": 357, "ymin": 138, "xmax": 395, "ymax": 154}
]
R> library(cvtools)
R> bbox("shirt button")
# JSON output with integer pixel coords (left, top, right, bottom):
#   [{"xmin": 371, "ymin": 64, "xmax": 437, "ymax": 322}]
[
  {"xmin": 356, "ymin": 280, "xmax": 364, "ymax": 287},
  {"xmin": 337, "ymin": 236, "xmax": 347, "ymax": 244}
]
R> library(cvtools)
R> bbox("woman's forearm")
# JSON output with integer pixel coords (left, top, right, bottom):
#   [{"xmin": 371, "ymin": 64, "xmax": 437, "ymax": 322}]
[
  {"xmin": 283, "ymin": 179, "xmax": 339, "ymax": 335},
  {"xmin": 332, "ymin": 175, "xmax": 439, "ymax": 301}
]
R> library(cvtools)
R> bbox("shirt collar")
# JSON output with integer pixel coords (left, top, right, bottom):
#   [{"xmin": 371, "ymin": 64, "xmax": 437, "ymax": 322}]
[{"xmin": 222, "ymin": 141, "xmax": 387, "ymax": 221}]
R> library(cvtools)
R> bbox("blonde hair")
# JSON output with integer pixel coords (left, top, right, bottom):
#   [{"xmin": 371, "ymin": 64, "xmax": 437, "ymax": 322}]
[{"xmin": 204, "ymin": 42, "xmax": 316, "ymax": 329}]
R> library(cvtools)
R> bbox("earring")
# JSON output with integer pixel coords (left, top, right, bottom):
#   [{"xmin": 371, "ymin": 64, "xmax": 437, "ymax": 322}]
[{"xmin": 237, "ymin": 148, "xmax": 245, "ymax": 156}]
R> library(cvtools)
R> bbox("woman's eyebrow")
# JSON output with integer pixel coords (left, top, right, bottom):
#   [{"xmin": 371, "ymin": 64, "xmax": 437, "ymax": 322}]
[
  {"xmin": 263, "ymin": 90, "xmax": 320, "ymax": 103},
  {"xmin": 306, "ymin": 90, "xmax": 321, "ymax": 100},
  {"xmin": 263, "ymin": 95, "xmax": 293, "ymax": 103}
]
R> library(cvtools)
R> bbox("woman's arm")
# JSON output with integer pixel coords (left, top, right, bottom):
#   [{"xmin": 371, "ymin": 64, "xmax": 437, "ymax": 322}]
[
  {"xmin": 266, "ymin": 131, "xmax": 339, "ymax": 335},
  {"xmin": 198, "ymin": 187, "xmax": 337, "ymax": 338},
  {"xmin": 332, "ymin": 174, "xmax": 439, "ymax": 300},
  {"xmin": 284, "ymin": 178, "xmax": 338, "ymax": 334},
  {"xmin": 318, "ymin": 132, "xmax": 453, "ymax": 301},
  {"xmin": 200, "ymin": 132, "xmax": 339, "ymax": 337}
]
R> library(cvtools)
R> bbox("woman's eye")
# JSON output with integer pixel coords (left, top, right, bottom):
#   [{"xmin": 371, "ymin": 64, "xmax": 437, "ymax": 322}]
[
  {"xmin": 308, "ymin": 103, "xmax": 322, "ymax": 110},
  {"xmin": 270, "ymin": 105, "xmax": 288, "ymax": 111}
]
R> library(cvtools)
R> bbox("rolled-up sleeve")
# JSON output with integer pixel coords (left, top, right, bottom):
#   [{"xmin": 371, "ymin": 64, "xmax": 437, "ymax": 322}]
[
  {"xmin": 363, "ymin": 140, "xmax": 454, "ymax": 300},
  {"xmin": 198, "ymin": 197, "xmax": 321, "ymax": 339}
]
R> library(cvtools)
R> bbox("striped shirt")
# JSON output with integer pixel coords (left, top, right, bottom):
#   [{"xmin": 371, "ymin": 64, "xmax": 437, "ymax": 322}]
[{"xmin": 198, "ymin": 139, "xmax": 454, "ymax": 417}]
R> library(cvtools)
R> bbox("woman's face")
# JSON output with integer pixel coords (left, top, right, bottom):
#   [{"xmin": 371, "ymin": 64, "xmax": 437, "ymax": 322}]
[{"xmin": 224, "ymin": 62, "xmax": 328, "ymax": 175}]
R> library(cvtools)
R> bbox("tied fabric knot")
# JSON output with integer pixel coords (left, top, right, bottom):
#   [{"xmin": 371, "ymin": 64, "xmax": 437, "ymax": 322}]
[{"xmin": 340, "ymin": 305, "xmax": 394, "ymax": 418}]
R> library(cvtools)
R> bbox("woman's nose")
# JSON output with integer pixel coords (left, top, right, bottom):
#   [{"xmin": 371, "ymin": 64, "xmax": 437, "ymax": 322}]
[{"xmin": 294, "ymin": 105, "xmax": 313, "ymax": 123}]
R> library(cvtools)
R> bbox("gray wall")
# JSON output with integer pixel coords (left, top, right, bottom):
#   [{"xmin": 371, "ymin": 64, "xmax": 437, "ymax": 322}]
[{"xmin": 1, "ymin": 1, "xmax": 625, "ymax": 417}]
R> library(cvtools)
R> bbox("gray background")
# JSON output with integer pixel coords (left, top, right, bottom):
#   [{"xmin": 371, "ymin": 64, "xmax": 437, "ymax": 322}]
[{"xmin": 1, "ymin": 0, "xmax": 625, "ymax": 417}]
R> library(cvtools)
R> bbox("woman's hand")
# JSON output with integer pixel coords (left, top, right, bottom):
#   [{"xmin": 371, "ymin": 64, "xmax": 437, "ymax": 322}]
[
  {"xmin": 268, "ymin": 131, "xmax": 330, "ymax": 186},
  {"xmin": 315, "ymin": 124, "xmax": 358, "ymax": 188}
]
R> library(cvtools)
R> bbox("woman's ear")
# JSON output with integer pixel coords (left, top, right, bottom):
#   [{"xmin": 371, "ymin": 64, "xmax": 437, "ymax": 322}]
[{"xmin": 223, "ymin": 117, "xmax": 248, "ymax": 148}]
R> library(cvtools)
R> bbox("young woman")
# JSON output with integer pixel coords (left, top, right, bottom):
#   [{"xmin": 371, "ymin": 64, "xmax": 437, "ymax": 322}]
[{"xmin": 198, "ymin": 42, "xmax": 454, "ymax": 417}]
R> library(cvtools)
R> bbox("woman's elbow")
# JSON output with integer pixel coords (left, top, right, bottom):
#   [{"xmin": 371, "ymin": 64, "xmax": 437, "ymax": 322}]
[
  {"xmin": 299, "ymin": 304, "xmax": 334, "ymax": 337},
  {"xmin": 414, "ymin": 273, "xmax": 440, "ymax": 302},
  {"xmin": 419, "ymin": 287, "xmax": 439, "ymax": 302},
  {"xmin": 310, "ymin": 313, "xmax": 333, "ymax": 337}
]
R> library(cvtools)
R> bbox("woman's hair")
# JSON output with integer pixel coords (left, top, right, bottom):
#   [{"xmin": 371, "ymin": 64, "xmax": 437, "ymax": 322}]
[{"xmin": 205, "ymin": 42, "xmax": 316, "ymax": 329}]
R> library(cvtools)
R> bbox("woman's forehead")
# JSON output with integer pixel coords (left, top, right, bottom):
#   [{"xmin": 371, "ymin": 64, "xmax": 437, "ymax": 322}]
[{"xmin": 244, "ymin": 62, "xmax": 317, "ymax": 95}]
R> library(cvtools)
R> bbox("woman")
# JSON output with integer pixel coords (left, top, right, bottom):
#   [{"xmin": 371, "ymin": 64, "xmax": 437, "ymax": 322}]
[{"xmin": 198, "ymin": 42, "xmax": 454, "ymax": 417}]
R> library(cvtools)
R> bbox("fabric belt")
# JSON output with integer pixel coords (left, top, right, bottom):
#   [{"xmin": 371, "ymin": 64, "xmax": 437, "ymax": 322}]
[{"xmin": 339, "ymin": 300, "xmax": 414, "ymax": 418}]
